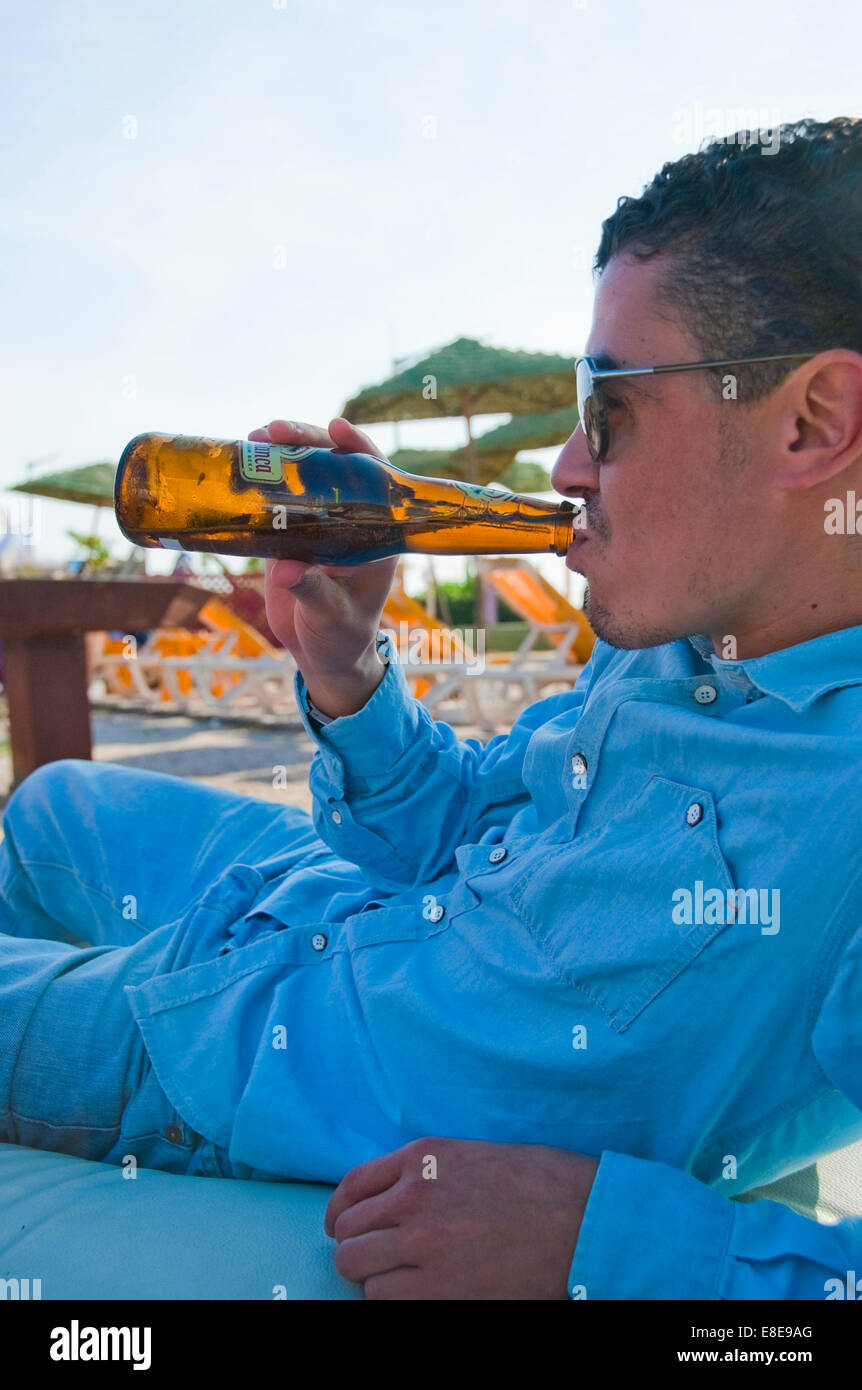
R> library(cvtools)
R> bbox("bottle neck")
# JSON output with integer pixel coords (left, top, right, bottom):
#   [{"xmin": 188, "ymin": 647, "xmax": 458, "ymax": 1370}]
[{"xmin": 554, "ymin": 500, "xmax": 577, "ymax": 556}]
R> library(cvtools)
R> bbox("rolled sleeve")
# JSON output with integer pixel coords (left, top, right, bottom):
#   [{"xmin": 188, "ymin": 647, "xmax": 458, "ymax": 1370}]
[
  {"xmin": 569, "ymin": 1150, "xmax": 862, "ymax": 1300},
  {"xmin": 569, "ymin": 1152, "xmax": 733, "ymax": 1300}
]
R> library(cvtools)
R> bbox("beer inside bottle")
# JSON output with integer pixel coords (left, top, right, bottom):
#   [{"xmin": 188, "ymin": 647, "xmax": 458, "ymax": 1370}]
[{"xmin": 114, "ymin": 432, "xmax": 577, "ymax": 565}]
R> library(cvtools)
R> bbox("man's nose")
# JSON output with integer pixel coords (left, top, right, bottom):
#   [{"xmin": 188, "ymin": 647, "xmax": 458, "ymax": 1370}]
[{"xmin": 549, "ymin": 424, "xmax": 601, "ymax": 497}]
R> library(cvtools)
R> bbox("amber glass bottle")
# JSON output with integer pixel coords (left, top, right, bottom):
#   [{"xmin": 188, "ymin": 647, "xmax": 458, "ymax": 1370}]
[{"xmin": 114, "ymin": 433, "xmax": 577, "ymax": 565}]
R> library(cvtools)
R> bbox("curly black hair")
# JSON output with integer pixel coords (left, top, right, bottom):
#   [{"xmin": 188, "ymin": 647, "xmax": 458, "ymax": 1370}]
[{"xmin": 595, "ymin": 118, "xmax": 862, "ymax": 400}]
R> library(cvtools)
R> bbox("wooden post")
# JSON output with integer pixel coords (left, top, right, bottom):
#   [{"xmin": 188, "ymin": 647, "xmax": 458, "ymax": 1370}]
[
  {"xmin": 0, "ymin": 579, "xmax": 209, "ymax": 790},
  {"xmin": 4, "ymin": 634, "xmax": 92, "ymax": 785}
]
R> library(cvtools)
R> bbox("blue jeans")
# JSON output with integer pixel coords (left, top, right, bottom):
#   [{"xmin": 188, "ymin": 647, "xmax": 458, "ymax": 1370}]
[{"xmin": 0, "ymin": 759, "xmax": 326, "ymax": 1180}]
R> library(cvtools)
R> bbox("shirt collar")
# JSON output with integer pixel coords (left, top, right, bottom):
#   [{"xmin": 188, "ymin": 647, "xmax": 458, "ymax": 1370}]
[{"xmin": 686, "ymin": 624, "xmax": 862, "ymax": 712}]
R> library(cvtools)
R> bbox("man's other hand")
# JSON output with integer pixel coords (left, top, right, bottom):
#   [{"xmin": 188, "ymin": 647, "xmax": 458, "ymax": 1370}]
[{"xmin": 324, "ymin": 1136, "xmax": 599, "ymax": 1300}]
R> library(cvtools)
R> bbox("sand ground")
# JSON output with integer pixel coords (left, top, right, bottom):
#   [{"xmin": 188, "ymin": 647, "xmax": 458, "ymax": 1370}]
[{"xmin": 0, "ymin": 706, "xmax": 492, "ymax": 813}]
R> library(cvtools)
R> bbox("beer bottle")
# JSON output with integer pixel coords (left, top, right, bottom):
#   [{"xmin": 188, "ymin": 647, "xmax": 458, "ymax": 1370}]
[{"xmin": 114, "ymin": 432, "xmax": 578, "ymax": 564}]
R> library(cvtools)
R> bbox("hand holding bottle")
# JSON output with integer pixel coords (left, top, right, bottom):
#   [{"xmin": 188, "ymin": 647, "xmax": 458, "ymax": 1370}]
[
  {"xmin": 250, "ymin": 417, "xmax": 398, "ymax": 719},
  {"xmin": 115, "ymin": 417, "xmax": 577, "ymax": 716}
]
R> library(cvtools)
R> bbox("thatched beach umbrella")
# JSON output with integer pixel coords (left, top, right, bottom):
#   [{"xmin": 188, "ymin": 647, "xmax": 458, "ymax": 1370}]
[
  {"xmin": 342, "ymin": 336, "xmax": 577, "ymax": 485},
  {"xmin": 11, "ymin": 461, "xmax": 116, "ymax": 508}
]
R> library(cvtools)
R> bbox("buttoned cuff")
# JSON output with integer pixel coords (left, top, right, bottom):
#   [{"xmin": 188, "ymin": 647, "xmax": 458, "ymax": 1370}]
[
  {"xmin": 568, "ymin": 1152, "xmax": 733, "ymax": 1299},
  {"xmin": 293, "ymin": 632, "xmax": 424, "ymax": 780}
]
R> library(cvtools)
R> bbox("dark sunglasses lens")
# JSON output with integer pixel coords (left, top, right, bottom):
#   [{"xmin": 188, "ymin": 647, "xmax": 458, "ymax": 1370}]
[{"xmin": 576, "ymin": 360, "xmax": 604, "ymax": 461}]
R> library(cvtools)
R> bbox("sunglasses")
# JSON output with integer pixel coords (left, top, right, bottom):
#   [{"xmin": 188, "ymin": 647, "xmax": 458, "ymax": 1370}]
[{"xmin": 574, "ymin": 352, "xmax": 817, "ymax": 462}]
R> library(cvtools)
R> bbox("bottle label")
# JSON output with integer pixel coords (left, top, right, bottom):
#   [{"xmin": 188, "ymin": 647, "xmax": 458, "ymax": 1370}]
[
  {"xmin": 456, "ymin": 480, "xmax": 509, "ymax": 499},
  {"xmin": 239, "ymin": 441, "xmax": 316, "ymax": 484}
]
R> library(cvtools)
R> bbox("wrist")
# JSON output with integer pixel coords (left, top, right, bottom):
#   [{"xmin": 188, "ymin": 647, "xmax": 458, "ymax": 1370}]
[{"xmin": 302, "ymin": 635, "xmax": 390, "ymax": 720}]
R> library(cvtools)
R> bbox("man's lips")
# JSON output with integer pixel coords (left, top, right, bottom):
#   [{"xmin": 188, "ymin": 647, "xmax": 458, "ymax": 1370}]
[{"xmin": 565, "ymin": 533, "xmax": 590, "ymax": 570}]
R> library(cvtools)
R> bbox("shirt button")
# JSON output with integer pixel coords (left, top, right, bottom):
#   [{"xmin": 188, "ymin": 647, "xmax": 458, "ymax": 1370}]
[
  {"xmin": 489, "ymin": 846, "xmax": 507, "ymax": 864},
  {"xmin": 427, "ymin": 904, "xmax": 445, "ymax": 923},
  {"xmin": 694, "ymin": 684, "xmax": 717, "ymax": 705},
  {"xmin": 165, "ymin": 1124, "xmax": 183, "ymax": 1145},
  {"xmin": 331, "ymin": 808, "xmax": 342, "ymax": 825},
  {"xmin": 311, "ymin": 932, "xmax": 328, "ymax": 951},
  {"xmin": 571, "ymin": 753, "xmax": 588, "ymax": 777},
  {"xmin": 686, "ymin": 802, "xmax": 704, "ymax": 826}
]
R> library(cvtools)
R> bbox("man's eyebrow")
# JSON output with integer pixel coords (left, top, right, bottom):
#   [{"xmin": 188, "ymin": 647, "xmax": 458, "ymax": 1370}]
[
  {"xmin": 590, "ymin": 350, "xmax": 624, "ymax": 370},
  {"xmin": 588, "ymin": 351, "xmax": 656, "ymax": 399}
]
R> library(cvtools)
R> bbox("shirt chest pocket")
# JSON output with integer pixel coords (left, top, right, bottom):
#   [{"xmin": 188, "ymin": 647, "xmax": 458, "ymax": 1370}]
[{"xmin": 507, "ymin": 776, "xmax": 738, "ymax": 1033}]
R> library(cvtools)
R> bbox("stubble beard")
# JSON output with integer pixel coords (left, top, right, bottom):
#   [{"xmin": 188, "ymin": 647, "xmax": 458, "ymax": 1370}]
[
  {"xmin": 581, "ymin": 414, "xmax": 751, "ymax": 651},
  {"xmin": 583, "ymin": 582, "xmax": 687, "ymax": 651}
]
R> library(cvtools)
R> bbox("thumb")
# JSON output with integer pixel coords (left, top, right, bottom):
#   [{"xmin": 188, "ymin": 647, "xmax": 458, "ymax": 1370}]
[
  {"xmin": 268, "ymin": 560, "xmax": 355, "ymax": 627},
  {"xmin": 268, "ymin": 558, "xmax": 318, "ymax": 591}
]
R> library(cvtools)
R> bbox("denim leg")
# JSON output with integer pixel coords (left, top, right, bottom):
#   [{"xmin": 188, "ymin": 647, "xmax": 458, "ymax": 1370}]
[
  {"xmin": 0, "ymin": 759, "xmax": 335, "ymax": 1176},
  {"xmin": 0, "ymin": 922, "xmax": 182, "ymax": 1163},
  {"xmin": 0, "ymin": 891, "xmax": 273, "ymax": 1173},
  {"xmin": 0, "ymin": 758, "xmax": 320, "ymax": 949}
]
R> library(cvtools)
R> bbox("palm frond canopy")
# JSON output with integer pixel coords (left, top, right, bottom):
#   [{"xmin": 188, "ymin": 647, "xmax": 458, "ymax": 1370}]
[{"xmin": 342, "ymin": 337, "xmax": 577, "ymax": 424}]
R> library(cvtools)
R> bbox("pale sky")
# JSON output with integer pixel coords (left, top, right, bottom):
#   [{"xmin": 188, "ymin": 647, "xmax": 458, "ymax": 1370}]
[{"xmin": 2, "ymin": 0, "xmax": 860, "ymax": 588}]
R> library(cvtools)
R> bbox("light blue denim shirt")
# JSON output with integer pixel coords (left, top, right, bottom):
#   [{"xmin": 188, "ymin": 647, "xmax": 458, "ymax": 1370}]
[{"xmin": 125, "ymin": 623, "xmax": 862, "ymax": 1299}]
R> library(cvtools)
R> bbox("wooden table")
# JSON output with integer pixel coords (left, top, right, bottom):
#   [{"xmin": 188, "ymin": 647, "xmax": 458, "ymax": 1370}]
[{"xmin": 0, "ymin": 580, "xmax": 209, "ymax": 787}]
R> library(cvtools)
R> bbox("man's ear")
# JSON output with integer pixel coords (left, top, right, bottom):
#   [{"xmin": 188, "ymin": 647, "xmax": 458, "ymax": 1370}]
[{"xmin": 777, "ymin": 350, "xmax": 862, "ymax": 490}]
